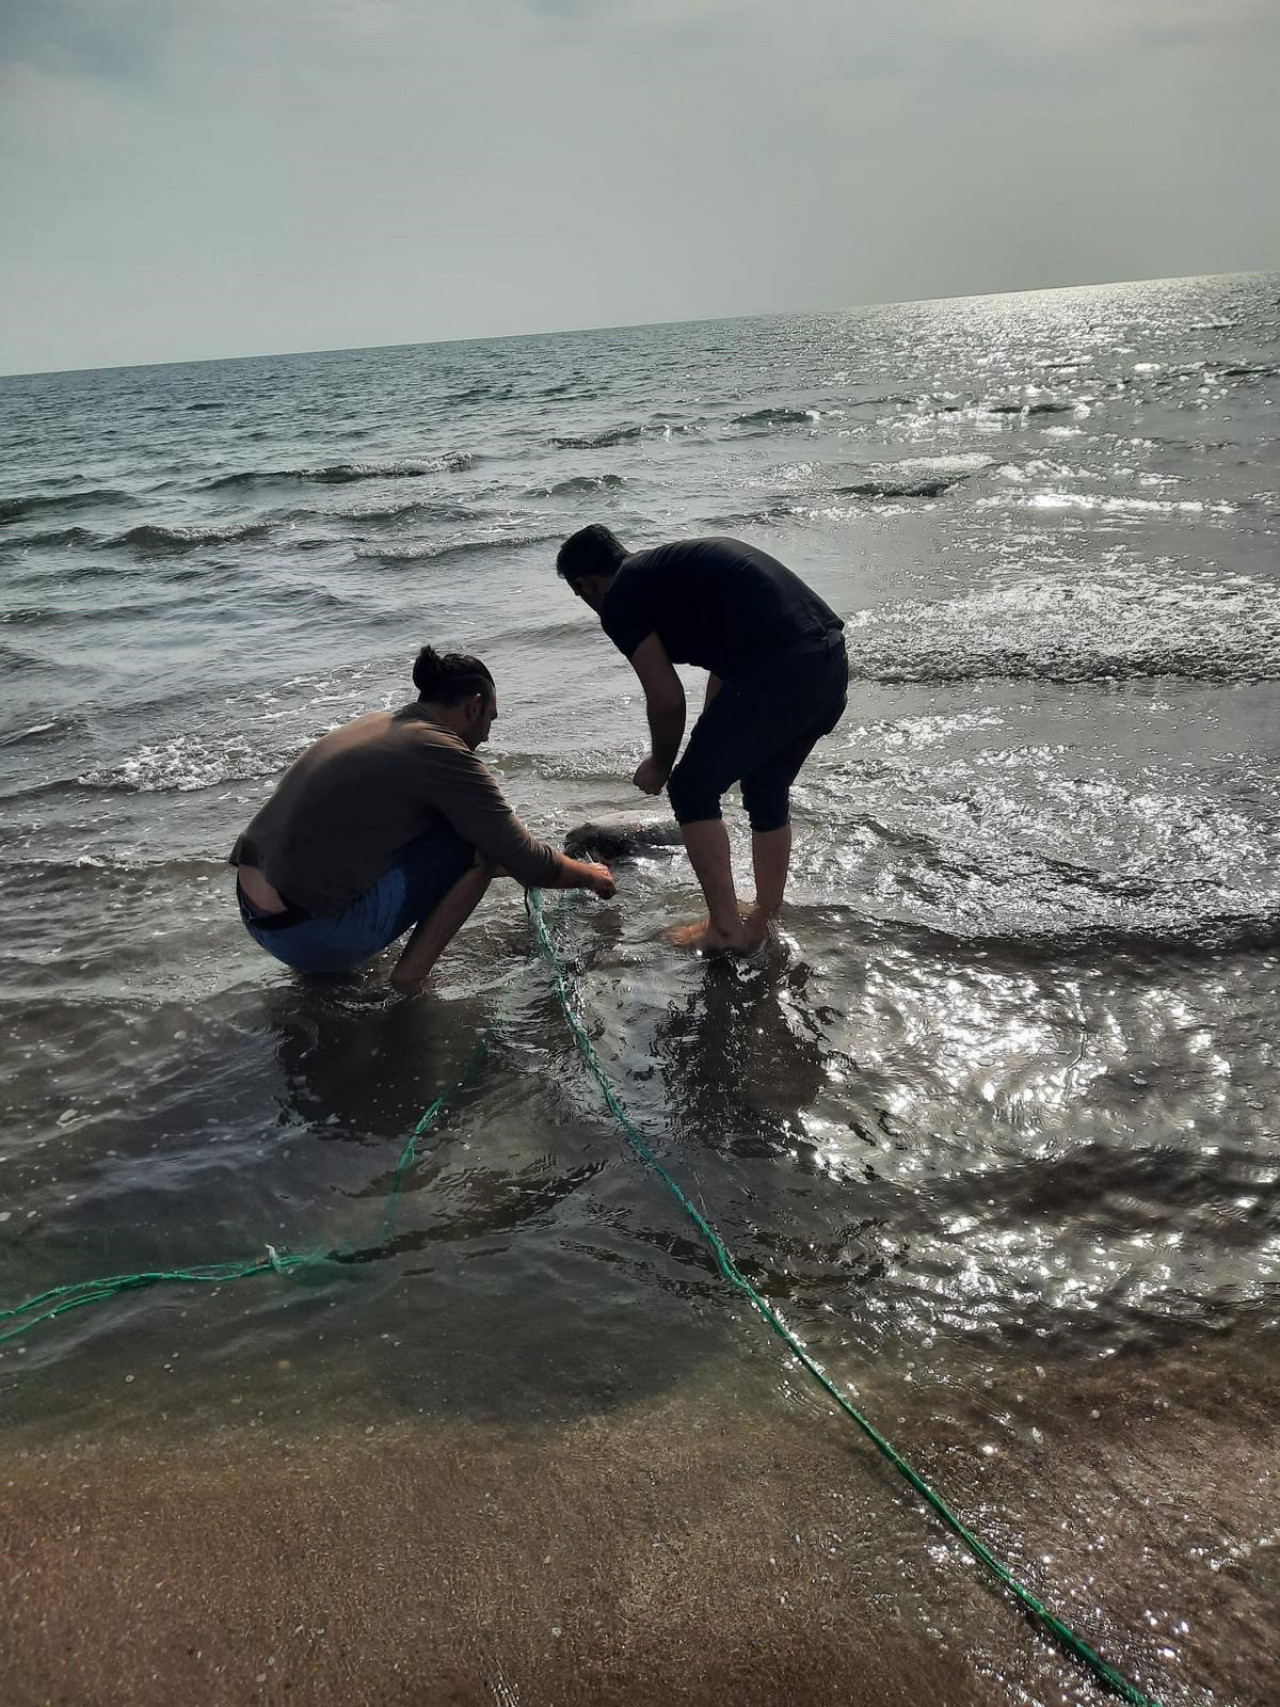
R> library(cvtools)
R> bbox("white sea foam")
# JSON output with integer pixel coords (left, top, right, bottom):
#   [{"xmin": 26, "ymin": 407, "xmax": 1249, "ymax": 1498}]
[
  {"xmin": 79, "ymin": 735, "xmax": 280, "ymax": 793},
  {"xmin": 844, "ymin": 566, "xmax": 1280, "ymax": 684}
]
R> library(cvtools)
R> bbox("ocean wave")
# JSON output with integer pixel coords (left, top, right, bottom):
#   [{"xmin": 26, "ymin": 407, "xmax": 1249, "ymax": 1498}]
[
  {"xmin": 836, "ymin": 479, "xmax": 952, "ymax": 499},
  {"xmin": 0, "ymin": 606, "xmax": 61, "ymax": 627},
  {"xmin": 0, "ymin": 488, "xmax": 132, "ymax": 525},
  {"xmin": 10, "ymin": 525, "xmax": 98, "ymax": 548},
  {"xmin": 445, "ymin": 382, "xmax": 514, "ymax": 406},
  {"xmin": 528, "ymin": 474, "xmax": 627, "ymax": 497},
  {"xmin": 482, "ymin": 617, "xmax": 587, "ymax": 649},
  {"xmin": 732, "ymin": 407, "xmax": 817, "ymax": 426},
  {"xmin": 489, "ymin": 750, "xmax": 630, "ymax": 787},
  {"xmin": 832, "ymin": 453, "xmax": 997, "ymax": 498},
  {"xmin": 110, "ymin": 520, "xmax": 276, "ymax": 552},
  {"xmin": 835, "ymin": 458, "xmax": 986, "ymax": 499},
  {"xmin": 706, "ymin": 453, "xmax": 996, "ymax": 520},
  {"xmin": 5, "ymin": 851, "xmax": 229, "ymax": 881},
  {"xmin": 337, "ymin": 499, "xmax": 484, "ymax": 527},
  {"xmin": 844, "ymin": 570, "xmax": 1280, "ymax": 686},
  {"xmin": 4, "ymin": 558, "xmax": 126, "ymax": 588},
  {"xmin": 989, "ymin": 457, "xmax": 1077, "ymax": 485},
  {"xmin": 78, "ymin": 734, "xmax": 282, "ymax": 794},
  {"xmin": 698, "ymin": 502, "xmax": 801, "ymax": 531},
  {"xmin": 204, "ymin": 455, "xmax": 477, "ymax": 490},
  {"xmin": 538, "ymin": 381, "xmax": 602, "ymax": 400},
  {"xmin": 357, "ymin": 531, "xmax": 561, "ymax": 566},
  {"xmin": 551, "ymin": 426, "xmax": 643, "ymax": 450},
  {"xmin": 985, "ymin": 399, "xmax": 1076, "ymax": 416},
  {"xmin": 915, "ymin": 395, "xmax": 1080, "ymax": 425},
  {"xmin": 0, "ymin": 641, "xmax": 39, "ymax": 674},
  {"xmin": 186, "ymin": 401, "xmax": 228, "ymax": 412},
  {"xmin": 1, "ymin": 592, "xmax": 219, "ymax": 630},
  {"xmin": 0, "ymin": 713, "xmax": 87, "ymax": 750},
  {"xmin": 897, "ymin": 453, "xmax": 999, "ymax": 477},
  {"xmin": 0, "ymin": 774, "xmax": 74, "ymax": 809}
]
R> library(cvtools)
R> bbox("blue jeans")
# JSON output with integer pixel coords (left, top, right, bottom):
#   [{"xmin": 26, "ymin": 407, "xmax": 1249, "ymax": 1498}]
[{"xmin": 238, "ymin": 827, "xmax": 476, "ymax": 974}]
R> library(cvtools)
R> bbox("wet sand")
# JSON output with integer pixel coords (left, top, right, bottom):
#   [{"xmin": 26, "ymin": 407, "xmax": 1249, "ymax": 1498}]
[{"xmin": 3, "ymin": 1339, "xmax": 1276, "ymax": 1707}]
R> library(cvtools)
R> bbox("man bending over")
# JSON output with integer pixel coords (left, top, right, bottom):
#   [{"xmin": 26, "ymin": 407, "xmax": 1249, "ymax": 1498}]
[
  {"xmin": 231, "ymin": 646, "xmax": 614, "ymax": 990},
  {"xmin": 556, "ymin": 528, "xmax": 846, "ymax": 953}
]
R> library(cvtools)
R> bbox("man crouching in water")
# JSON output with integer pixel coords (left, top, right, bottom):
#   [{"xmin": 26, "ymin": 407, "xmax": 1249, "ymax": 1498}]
[
  {"xmin": 557, "ymin": 526, "xmax": 846, "ymax": 954},
  {"xmin": 231, "ymin": 646, "xmax": 615, "ymax": 990}
]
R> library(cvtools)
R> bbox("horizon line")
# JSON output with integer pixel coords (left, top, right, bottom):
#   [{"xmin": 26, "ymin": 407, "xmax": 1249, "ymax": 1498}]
[{"xmin": 2, "ymin": 267, "xmax": 1274, "ymax": 384}]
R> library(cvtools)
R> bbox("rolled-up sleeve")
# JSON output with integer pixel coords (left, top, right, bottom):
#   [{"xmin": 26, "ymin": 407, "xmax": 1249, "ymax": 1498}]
[{"xmin": 425, "ymin": 739, "xmax": 561, "ymax": 888}]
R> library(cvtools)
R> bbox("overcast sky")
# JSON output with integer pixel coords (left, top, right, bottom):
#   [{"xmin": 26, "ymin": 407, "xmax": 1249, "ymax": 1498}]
[{"xmin": 2, "ymin": 0, "xmax": 1278, "ymax": 374}]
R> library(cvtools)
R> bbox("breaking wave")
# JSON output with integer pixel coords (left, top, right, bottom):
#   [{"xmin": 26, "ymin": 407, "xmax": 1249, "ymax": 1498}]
[
  {"xmin": 845, "ymin": 570, "xmax": 1280, "ymax": 686},
  {"xmin": 530, "ymin": 474, "xmax": 627, "ymax": 497},
  {"xmin": 833, "ymin": 452, "xmax": 996, "ymax": 499},
  {"xmin": 551, "ymin": 426, "xmax": 643, "ymax": 450},
  {"xmin": 732, "ymin": 407, "xmax": 817, "ymax": 426},
  {"xmin": 204, "ymin": 455, "xmax": 477, "ymax": 490},
  {"xmin": 984, "ymin": 399, "xmax": 1076, "ymax": 416},
  {"xmin": 110, "ymin": 520, "xmax": 276, "ymax": 552},
  {"xmin": 77, "ymin": 734, "xmax": 283, "ymax": 794},
  {"xmin": 337, "ymin": 499, "xmax": 484, "ymax": 528},
  {"xmin": 356, "ymin": 531, "xmax": 561, "ymax": 566}
]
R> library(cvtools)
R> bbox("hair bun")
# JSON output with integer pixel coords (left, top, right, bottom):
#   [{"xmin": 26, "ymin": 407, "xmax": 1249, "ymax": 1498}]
[
  {"xmin": 411, "ymin": 646, "xmax": 494, "ymax": 705},
  {"xmin": 412, "ymin": 645, "xmax": 442, "ymax": 696}
]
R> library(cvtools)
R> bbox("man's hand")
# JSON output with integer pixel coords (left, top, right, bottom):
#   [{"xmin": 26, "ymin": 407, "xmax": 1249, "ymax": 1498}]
[
  {"xmin": 582, "ymin": 862, "xmax": 616, "ymax": 899},
  {"xmin": 632, "ymin": 756, "xmax": 669, "ymax": 796},
  {"xmin": 557, "ymin": 856, "xmax": 617, "ymax": 899}
]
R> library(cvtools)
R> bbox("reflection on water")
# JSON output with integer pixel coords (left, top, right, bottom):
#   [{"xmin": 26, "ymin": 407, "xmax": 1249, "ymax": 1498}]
[{"xmin": 656, "ymin": 947, "xmax": 829, "ymax": 1155}]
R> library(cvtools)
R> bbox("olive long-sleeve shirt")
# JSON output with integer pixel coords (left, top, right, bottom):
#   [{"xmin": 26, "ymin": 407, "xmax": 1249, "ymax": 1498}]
[{"xmin": 229, "ymin": 703, "xmax": 559, "ymax": 916}]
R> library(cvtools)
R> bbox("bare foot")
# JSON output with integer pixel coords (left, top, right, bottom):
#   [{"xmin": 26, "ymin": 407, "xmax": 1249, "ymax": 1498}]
[
  {"xmin": 663, "ymin": 916, "xmax": 750, "ymax": 953},
  {"xmin": 743, "ymin": 905, "xmax": 777, "ymax": 950}
]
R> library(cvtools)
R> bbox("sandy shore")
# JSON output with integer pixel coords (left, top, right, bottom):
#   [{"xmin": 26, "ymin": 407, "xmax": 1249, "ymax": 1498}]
[{"xmin": 3, "ymin": 1343, "xmax": 1277, "ymax": 1707}]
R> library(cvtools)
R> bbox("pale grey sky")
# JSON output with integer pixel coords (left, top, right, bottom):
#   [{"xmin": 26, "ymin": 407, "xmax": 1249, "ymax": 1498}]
[{"xmin": 2, "ymin": 0, "xmax": 1278, "ymax": 374}]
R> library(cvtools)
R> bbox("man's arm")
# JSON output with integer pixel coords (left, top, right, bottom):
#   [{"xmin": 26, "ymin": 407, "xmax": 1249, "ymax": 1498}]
[
  {"xmin": 628, "ymin": 632, "xmax": 685, "ymax": 795},
  {"xmin": 425, "ymin": 737, "xmax": 612, "ymax": 893}
]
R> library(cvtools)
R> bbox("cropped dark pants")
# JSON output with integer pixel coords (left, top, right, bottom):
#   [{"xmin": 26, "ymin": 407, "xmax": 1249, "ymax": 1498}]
[{"xmin": 666, "ymin": 629, "xmax": 848, "ymax": 833}]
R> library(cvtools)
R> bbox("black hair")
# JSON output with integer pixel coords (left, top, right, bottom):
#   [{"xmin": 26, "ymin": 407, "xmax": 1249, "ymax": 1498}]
[
  {"xmin": 412, "ymin": 646, "xmax": 495, "ymax": 706},
  {"xmin": 556, "ymin": 523, "xmax": 628, "ymax": 583}
]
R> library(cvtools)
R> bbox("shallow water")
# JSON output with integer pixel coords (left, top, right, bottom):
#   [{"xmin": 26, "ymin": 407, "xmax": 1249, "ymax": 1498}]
[{"xmin": 2, "ymin": 274, "xmax": 1279, "ymax": 1703}]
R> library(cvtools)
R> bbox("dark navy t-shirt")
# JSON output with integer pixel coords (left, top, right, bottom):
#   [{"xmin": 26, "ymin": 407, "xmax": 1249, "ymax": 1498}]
[{"xmin": 599, "ymin": 537, "xmax": 842, "ymax": 679}]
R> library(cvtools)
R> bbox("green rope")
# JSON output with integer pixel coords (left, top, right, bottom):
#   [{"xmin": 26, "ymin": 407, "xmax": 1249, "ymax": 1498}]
[
  {"xmin": 0, "ymin": 1251, "xmax": 322, "ymax": 1348},
  {"xmin": 0, "ymin": 1039, "xmax": 488, "ymax": 1350},
  {"xmin": 379, "ymin": 1035, "xmax": 488, "ymax": 1245},
  {"xmin": 526, "ymin": 888, "xmax": 1163, "ymax": 1707}
]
